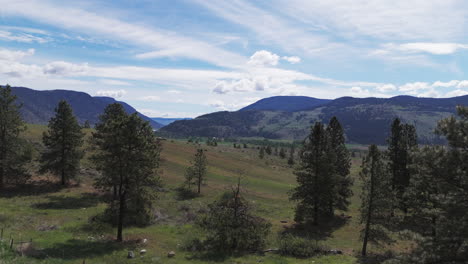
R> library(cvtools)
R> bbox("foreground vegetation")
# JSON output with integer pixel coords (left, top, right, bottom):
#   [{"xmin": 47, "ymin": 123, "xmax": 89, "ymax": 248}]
[{"xmin": 1, "ymin": 84, "xmax": 467, "ymax": 263}]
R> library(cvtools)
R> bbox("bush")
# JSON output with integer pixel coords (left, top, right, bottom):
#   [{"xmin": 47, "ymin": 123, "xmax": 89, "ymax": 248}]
[
  {"xmin": 175, "ymin": 186, "xmax": 198, "ymax": 200},
  {"xmin": 195, "ymin": 183, "xmax": 271, "ymax": 253},
  {"xmin": 278, "ymin": 234, "xmax": 326, "ymax": 258}
]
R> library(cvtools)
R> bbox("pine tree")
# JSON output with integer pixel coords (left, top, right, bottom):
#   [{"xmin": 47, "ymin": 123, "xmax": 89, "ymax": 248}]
[
  {"xmin": 387, "ymin": 118, "xmax": 417, "ymax": 212},
  {"xmin": 287, "ymin": 146, "xmax": 295, "ymax": 166},
  {"xmin": 327, "ymin": 116, "xmax": 353, "ymax": 212},
  {"xmin": 83, "ymin": 120, "xmax": 91, "ymax": 129},
  {"xmin": 0, "ymin": 84, "xmax": 31, "ymax": 188},
  {"xmin": 399, "ymin": 106, "xmax": 468, "ymax": 263},
  {"xmin": 40, "ymin": 100, "xmax": 84, "ymax": 185},
  {"xmin": 92, "ymin": 104, "xmax": 162, "ymax": 241},
  {"xmin": 196, "ymin": 177, "xmax": 271, "ymax": 252},
  {"xmin": 279, "ymin": 147, "xmax": 286, "ymax": 159},
  {"xmin": 359, "ymin": 144, "xmax": 393, "ymax": 256},
  {"xmin": 290, "ymin": 122, "xmax": 334, "ymax": 225},
  {"xmin": 185, "ymin": 148, "xmax": 207, "ymax": 194},
  {"xmin": 265, "ymin": 145, "xmax": 272, "ymax": 155},
  {"xmin": 259, "ymin": 147, "xmax": 265, "ymax": 159}
]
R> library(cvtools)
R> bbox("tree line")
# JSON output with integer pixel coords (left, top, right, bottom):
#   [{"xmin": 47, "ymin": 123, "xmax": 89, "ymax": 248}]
[{"xmin": 1, "ymin": 83, "xmax": 467, "ymax": 261}]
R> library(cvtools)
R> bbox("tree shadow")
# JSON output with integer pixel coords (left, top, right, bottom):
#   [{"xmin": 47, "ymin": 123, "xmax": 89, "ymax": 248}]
[
  {"xmin": 280, "ymin": 215, "xmax": 349, "ymax": 241},
  {"xmin": 32, "ymin": 193, "xmax": 101, "ymax": 210},
  {"xmin": 33, "ymin": 239, "xmax": 135, "ymax": 260},
  {"xmin": 357, "ymin": 251, "xmax": 396, "ymax": 264},
  {"xmin": 185, "ymin": 250, "xmax": 254, "ymax": 263},
  {"xmin": 0, "ymin": 180, "xmax": 64, "ymax": 198}
]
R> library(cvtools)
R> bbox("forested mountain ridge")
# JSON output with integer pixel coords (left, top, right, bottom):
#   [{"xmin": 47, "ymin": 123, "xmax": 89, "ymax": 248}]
[
  {"xmin": 240, "ymin": 96, "xmax": 331, "ymax": 112},
  {"xmin": 9, "ymin": 86, "xmax": 163, "ymax": 129},
  {"xmin": 160, "ymin": 95, "xmax": 468, "ymax": 144}
]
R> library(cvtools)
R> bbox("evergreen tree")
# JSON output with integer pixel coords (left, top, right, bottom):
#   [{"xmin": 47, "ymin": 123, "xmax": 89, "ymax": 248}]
[
  {"xmin": 398, "ymin": 106, "xmax": 468, "ymax": 263},
  {"xmin": 279, "ymin": 147, "xmax": 286, "ymax": 159},
  {"xmin": 359, "ymin": 145, "xmax": 393, "ymax": 256},
  {"xmin": 290, "ymin": 122, "xmax": 334, "ymax": 225},
  {"xmin": 287, "ymin": 146, "xmax": 295, "ymax": 166},
  {"xmin": 185, "ymin": 148, "xmax": 207, "ymax": 194},
  {"xmin": 259, "ymin": 147, "xmax": 265, "ymax": 159},
  {"xmin": 327, "ymin": 116, "xmax": 353, "ymax": 212},
  {"xmin": 196, "ymin": 177, "xmax": 271, "ymax": 252},
  {"xmin": 387, "ymin": 118, "xmax": 417, "ymax": 212},
  {"xmin": 0, "ymin": 84, "xmax": 31, "ymax": 188},
  {"xmin": 83, "ymin": 120, "xmax": 91, "ymax": 129},
  {"xmin": 40, "ymin": 100, "xmax": 84, "ymax": 185},
  {"xmin": 92, "ymin": 104, "xmax": 162, "ymax": 241},
  {"xmin": 265, "ymin": 145, "xmax": 272, "ymax": 155}
]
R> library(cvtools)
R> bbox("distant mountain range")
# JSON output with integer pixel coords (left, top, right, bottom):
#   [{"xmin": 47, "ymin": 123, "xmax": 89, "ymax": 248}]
[
  {"xmin": 151, "ymin": 117, "xmax": 192, "ymax": 126},
  {"xmin": 10, "ymin": 86, "xmax": 163, "ymax": 129},
  {"xmin": 159, "ymin": 95, "xmax": 468, "ymax": 144},
  {"xmin": 240, "ymin": 96, "xmax": 331, "ymax": 112}
]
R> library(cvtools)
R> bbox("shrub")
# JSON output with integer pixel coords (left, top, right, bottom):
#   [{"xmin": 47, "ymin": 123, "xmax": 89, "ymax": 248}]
[
  {"xmin": 278, "ymin": 234, "xmax": 327, "ymax": 258},
  {"xmin": 195, "ymin": 180, "xmax": 271, "ymax": 253}
]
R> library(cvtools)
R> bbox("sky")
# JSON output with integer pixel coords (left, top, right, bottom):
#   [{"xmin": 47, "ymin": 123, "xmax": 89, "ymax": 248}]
[{"xmin": 1, "ymin": 0, "xmax": 468, "ymax": 118}]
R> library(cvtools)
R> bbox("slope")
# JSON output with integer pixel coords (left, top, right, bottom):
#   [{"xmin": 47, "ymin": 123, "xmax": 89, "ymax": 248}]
[{"xmin": 10, "ymin": 86, "xmax": 163, "ymax": 129}]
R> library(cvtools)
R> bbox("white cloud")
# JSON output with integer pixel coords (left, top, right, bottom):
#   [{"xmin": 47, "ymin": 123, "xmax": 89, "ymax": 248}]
[
  {"xmin": 457, "ymin": 80, "xmax": 468, "ymax": 89},
  {"xmin": 166, "ymin": 90, "xmax": 181, "ymax": 94},
  {"xmin": 0, "ymin": 48, "xmax": 35, "ymax": 61},
  {"xmin": 0, "ymin": 30, "xmax": 48, "ymax": 43},
  {"xmin": 276, "ymin": 0, "xmax": 466, "ymax": 41},
  {"xmin": 141, "ymin": 95, "xmax": 161, "ymax": 101},
  {"xmin": 282, "ymin": 56, "xmax": 301, "ymax": 64},
  {"xmin": 350, "ymin": 86, "xmax": 371, "ymax": 96},
  {"xmin": 1, "ymin": 0, "xmax": 246, "ymax": 68},
  {"xmin": 95, "ymin": 89, "xmax": 127, "ymax": 98},
  {"xmin": 98, "ymin": 79, "xmax": 131, "ymax": 86},
  {"xmin": 432, "ymin": 80, "xmax": 460, "ymax": 87},
  {"xmin": 247, "ymin": 50, "xmax": 280, "ymax": 67},
  {"xmin": 399, "ymin": 82, "xmax": 430, "ymax": 92},
  {"xmin": 376, "ymin": 84, "xmax": 397, "ymax": 92},
  {"xmin": 379, "ymin": 43, "xmax": 468, "ymax": 55},
  {"xmin": 43, "ymin": 61, "xmax": 89, "ymax": 76},
  {"xmin": 445, "ymin": 89, "xmax": 468, "ymax": 97}
]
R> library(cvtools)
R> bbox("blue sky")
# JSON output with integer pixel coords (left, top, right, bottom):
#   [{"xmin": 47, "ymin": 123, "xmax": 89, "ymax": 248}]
[{"xmin": 1, "ymin": 0, "xmax": 468, "ymax": 117}]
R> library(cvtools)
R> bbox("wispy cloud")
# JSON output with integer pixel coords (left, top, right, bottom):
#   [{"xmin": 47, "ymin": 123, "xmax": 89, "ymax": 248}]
[{"xmin": 1, "ymin": 0, "xmax": 246, "ymax": 68}]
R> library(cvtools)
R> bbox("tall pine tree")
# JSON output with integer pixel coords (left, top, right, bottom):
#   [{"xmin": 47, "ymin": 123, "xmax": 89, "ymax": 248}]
[
  {"xmin": 290, "ymin": 122, "xmax": 334, "ymax": 225},
  {"xmin": 184, "ymin": 148, "xmax": 207, "ymax": 194},
  {"xmin": 92, "ymin": 104, "xmax": 162, "ymax": 241},
  {"xmin": 0, "ymin": 84, "xmax": 31, "ymax": 188},
  {"xmin": 359, "ymin": 144, "xmax": 393, "ymax": 256},
  {"xmin": 398, "ymin": 106, "xmax": 468, "ymax": 263},
  {"xmin": 327, "ymin": 116, "xmax": 353, "ymax": 213},
  {"xmin": 40, "ymin": 100, "xmax": 84, "ymax": 185},
  {"xmin": 387, "ymin": 118, "xmax": 417, "ymax": 212}
]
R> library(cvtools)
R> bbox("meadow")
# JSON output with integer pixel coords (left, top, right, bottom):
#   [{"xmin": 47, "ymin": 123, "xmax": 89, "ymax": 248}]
[{"xmin": 0, "ymin": 125, "xmax": 388, "ymax": 264}]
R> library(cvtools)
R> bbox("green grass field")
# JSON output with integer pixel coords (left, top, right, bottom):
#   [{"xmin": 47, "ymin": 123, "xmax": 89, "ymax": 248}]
[{"xmin": 0, "ymin": 125, "xmax": 392, "ymax": 264}]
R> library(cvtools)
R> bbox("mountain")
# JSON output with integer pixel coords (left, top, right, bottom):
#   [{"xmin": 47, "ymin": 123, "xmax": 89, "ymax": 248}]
[
  {"xmin": 10, "ymin": 86, "xmax": 163, "ymax": 129},
  {"xmin": 151, "ymin": 117, "xmax": 192, "ymax": 126},
  {"xmin": 240, "ymin": 96, "xmax": 331, "ymax": 112},
  {"xmin": 159, "ymin": 95, "xmax": 468, "ymax": 144}
]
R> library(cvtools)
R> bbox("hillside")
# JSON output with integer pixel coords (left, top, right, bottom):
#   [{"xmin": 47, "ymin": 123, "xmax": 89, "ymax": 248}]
[
  {"xmin": 160, "ymin": 95, "xmax": 468, "ymax": 144},
  {"xmin": 10, "ymin": 86, "xmax": 163, "ymax": 129},
  {"xmin": 240, "ymin": 96, "xmax": 331, "ymax": 112},
  {"xmin": 151, "ymin": 117, "xmax": 192, "ymax": 126},
  {"xmin": 0, "ymin": 125, "xmax": 361, "ymax": 264}
]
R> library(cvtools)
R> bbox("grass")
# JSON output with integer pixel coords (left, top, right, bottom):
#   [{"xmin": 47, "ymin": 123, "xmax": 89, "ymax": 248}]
[{"xmin": 0, "ymin": 127, "xmax": 395, "ymax": 264}]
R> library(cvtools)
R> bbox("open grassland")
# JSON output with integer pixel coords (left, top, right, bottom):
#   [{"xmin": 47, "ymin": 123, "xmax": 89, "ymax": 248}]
[{"xmin": 0, "ymin": 125, "xmax": 390, "ymax": 264}]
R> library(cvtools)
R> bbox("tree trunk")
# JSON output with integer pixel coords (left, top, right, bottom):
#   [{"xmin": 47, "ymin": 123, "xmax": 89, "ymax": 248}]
[
  {"xmin": 0, "ymin": 166, "xmax": 4, "ymax": 189},
  {"xmin": 362, "ymin": 162, "xmax": 375, "ymax": 257},
  {"xmin": 61, "ymin": 168, "xmax": 66, "ymax": 185},
  {"xmin": 197, "ymin": 176, "xmax": 201, "ymax": 194},
  {"xmin": 117, "ymin": 192, "xmax": 125, "ymax": 242}
]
